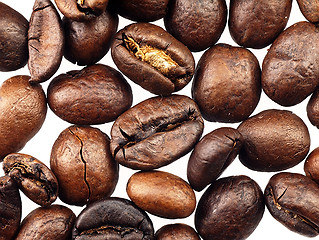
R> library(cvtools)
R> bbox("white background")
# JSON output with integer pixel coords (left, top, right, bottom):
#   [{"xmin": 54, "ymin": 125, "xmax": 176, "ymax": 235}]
[{"xmin": 0, "ymin": 0, "xmax": 318, "ymax": 239}]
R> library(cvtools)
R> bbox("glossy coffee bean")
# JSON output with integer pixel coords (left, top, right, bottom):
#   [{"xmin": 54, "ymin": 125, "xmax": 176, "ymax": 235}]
[
  {"xmin": 72, "ymin": 197, "xmax": 154, "ymax": 239},
  {"xmin": 3, "ymin": 153, "xmax": 58, "ymax": 207},
  {"xmin": 15, "ymin": 205, "xmax": 76, "ymax": 240},
  {"xmin": 0, "ymin": 2, "xmax": 28, "ymax": 72},
  {"xmin": 262, "ymin": 21, "xmax": 319, "ymax": 106},
  {"xmin": 192, "ymin": 43, "xmax": 261, "ymax": 123},
  {"xmin": 195, "ymin": 175, "xmax": 264, "ymax": 240},
  {"xmin": 63, "ymin": 8, "xmax": 118, "ymax": 66},
  {"xmin": 47, "ymin": 64, "xmax": 132, "ymax": 125},
  {"xmin": 265, "ymin": 172, "xmax": 319, "ymax": 237},
  {"xmin": 28, "ymin": 0, "xmax": 64, "ymax": 83},
  {"xmin": 304, "ymin": 147, "xmax": 319, "ymax": 184},
  {"xmin": 0, "ymin": 176, "xmax": 21, "ymax": 240},
  {"xmin": 297, "ymin": 0, "xmax": 319, "ymax": 23},
  {"xmin": 307, "ymin": 87, "xmax": 319, "ymax": 128},
  {"xmin": 229, "ymin": 0, "xmax": 292, "ymax": 49},
  {"xmin": 238, "ymin": 109, "xmax": 310, "ymax": 172},
  {"xmin": 50, "ymin": 125, "xmax": 118, "ymax": 206},
  {"xmin": 164, "ymin": 0, "xmax": 227, "ymax": 52},
  {"xmin": 0, "ymin": 75, "xmax": 47, "ymax": 160},
  {"xmin": 155, "ymin": 224, "xmax": 200, "ymax": 240},
  {"xmin": 127, "ymin": 171, "xmax": 196, "ymax": 219},
  {"xmin": 110, "ymin": 95, "xmax": 204, "ymax": 170},
  {"xmin": 187, "ymin": 127, "xmax": 243, "ymax": 192},
  {"xmin": 111, "ymin": 23, "xmax": 195, "ymax": 95}
]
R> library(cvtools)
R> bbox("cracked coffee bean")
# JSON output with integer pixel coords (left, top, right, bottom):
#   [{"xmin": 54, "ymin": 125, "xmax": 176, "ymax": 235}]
[
  {"xmin": 229, "ymin": 0, "xmax": 292, "ymax": 49},
  {"xmin": 72, "ymin": 197, "xmax": 154, "ymax": 240},
  {"xmin": 238, "ymin": 109, "xmax": 310, "ymax": 172},
  {"xmin": 262, "ymin": 21, "xmax": 319, "ymax": 106},
  {"xmin": 187, "ymin": 127, "xmax": 243, "ymax": 192},
  {"xmin": 111, "ymin": 22, "xmax": 195, "ymax": 95},
  {"xmin": 0, "ymin": 176, "xmax": 21, "ymax": 240},
  {"xmin": 110, "ymin": 94, "xmax": 204, "ymax": 170},
  {"xmin": 0, "ymin": 75, "xmax": 47, "ymax": 160},
  {"xmin": 0, "ymin": 2, "xmax": 28, "ymax": 72},
  {"xmin": 50, "ymin": 125, "xmax": 118, "ymax": 206},
  {"xmin": 28, "ymin": 0, "xmax": 64, "ymax": 83},
  {"xmin": 264, "ymin": 172, "xmax": 319, "ymax": 237},
  {"xmin": 47, "ymin": 64, "xmax": 132, "ymax": 125},
  {"xmin": 195, "ymin": 175, "xmax": 264, "ymax": 240},
  {"xmin": 3, "ymin": 153, "xmax": 58, "ymax": 207},
  {"xmin": 127, "ymin": 171, "xmax": 196, "ymax": 219},
  {"xmin": 15, "ymin": 204, "xmax": 76, "ymax": 240},
  {"xmin": 297, "ymin": 0, "xmax": 319, "ymax": 23},
  {"xmin": 155, "ymin": 223, "xmax": 200, "ymax": 240},
  {"xmin": 304, "ymin": 147, "xmax": 319, "ymax": 184}
]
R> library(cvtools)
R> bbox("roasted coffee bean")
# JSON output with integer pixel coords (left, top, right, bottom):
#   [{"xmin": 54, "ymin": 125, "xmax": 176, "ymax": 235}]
[
  {"xmin": 111, "ymin": 23, "xmax": 195, "ymax": 95},
  {"xmin": 3, "ymin": 153, "xmax": 58, "ymax": 207},
  {"xmin": 262, "ymin": 21, "xmax": 319, "ymax": 106},
  {"xmin": 63, "ymin": 8, "xmax": 118, "ymax": 66},
  {"xmin": 307, "ymin": 87, "xmax": 319, "ymax": 128},
  {"xmin": 265, "ymin": 172, "xmax": 319, "ymax": 237},
  {"xmin": 238, "ymin": 109, "xmax": 310, "ymax": 172},
  {"xmin": 164, "ymin": 0, "xmax": 227, "ymax": 52},
  {"xmin": 0, "ymin": 176, "xmax": 21, "ymax": 240},
  {"xmin": 47, "ymin": 64, "xmax": 132, "ymax": 125},
  {"xmin": 229, "ymin": 0, "xmax": 292, "ymax": 49},
  {"xmin": 72, "ymin": 197, "xmax": 154, "ymax": 239},
  {"xmin": 110, "ymin": 95, "xmax": 204, "ymax": 170},
  {"xmin": 192, "ymin": 43, "xmax": 261, "ymax": 123},
  {"xmin": 187, "ymin": 127, "xmax": 243, "ymax": 192},
  {"xmin": 15, "ymin": 205, "xmax": 75, "ymax": 240},
  {"xmin": 155, "ymin": 224, "xmax": 200, "ymax": 240},
  {"xmin": 195, "ymin": 175, "xmax": 264, "ymax": 240},
  {"xmin": 304, "ymin": 147, "xmax": 319, "ymax": 184},
  {"xmin": 0, "ymin": 75, "xmax": 47, "ymax": 160},
  {"xmin": 28, "ymin": 0, "xmax": 64, "ymax": 83},
  {"xmin": 127, "ymin": 171, "xmax": 196, "ymax": 219},
  {"xmin": 50, "ymin": 125, "xmax": 118, "ymax": 206},
  {"xmin": 0, "ymin": 2, "xmax": 28, "ymax": 72},
  {"xmin": 297, "ymin": 0, "xmax": 319, "ymax": 23}
]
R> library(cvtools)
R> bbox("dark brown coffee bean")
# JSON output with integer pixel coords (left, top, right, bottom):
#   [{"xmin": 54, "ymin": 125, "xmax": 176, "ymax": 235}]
[
  {"xmin": 187, "ymin": 127, "xmax": 243, "ymax": 192},
  {"xmin": 155, "ymin": 224, "xmax": 200, "ymax": 240},
  {"xmin": 63, "ymin": 8, "xmax": 118, "ymax": 66},
  {"xmin": 238, "ymin": 109, "xmax": 310, "ymax": 172},
  {"xmin": 127, "ymin": 171, "xmax": 196, "ymax": 219},
  {"xmin": 72, "ymin": 197, "xmax": 154, "ymax": 239},
  {"xmin": 0, "ymin": 3, "xmax": 28, "ymax": 72},
  {"xmin": 304, "ymin": 147, "xmax": 319, "ymax": 184},
  {"xmin": 28, "ymin": 0, "xmax": 64, "ymax": 83},
  {"xmin": 0, "ymin": 176, "xmax": 21, "ymax": 240},
  {"xmin": 3, "ymin": 153, "xmax": 58, "ymax": 207},
  {"xmin": 307, "ymin": 87, "xmax": 319, "ymax": 128},
  {"xmin": 262, "ymin": 21, "xmax": 319, "ymax": 106},
  {"xmin": 195, "ymin": 175, "xmax": 264, "ymax": 240},
  {"xmin": 47, "ymin": 64, "xmax": 132, "ymax": 125},
  {"xmin": 192, "ymin": 43, "xmax": 261, "ymax": 123},
  {"xmin": 229, "ymin": 0, "xmax": 292, "ymax": 49},
  {"xmin": 15, "ymin": 205, "xmax": 75, "ymax": 240},
  {"xmin": 264, "ymin": 172, "xmax": 319, "ymax": 237},
  {"xmin": 50, "ymin": 125, "xmax": 118, "ymax": 206},
  {"xmin": 110, "ymin": 95, "xmax": 204, "ymax": 170},
  {"xmin": 297, "ymin": 0, "xmax": 319, "ymax": 23},
  {"xmin": 0, "ymin": 75, "xmax": 47, "ymax": 160},
  {"xmin": 111, "ymin": 23, "xmax": 195, "ymax": 95},
  {"xmin": 164, "ymin": 0, "xmax": 227, "ymax": 52}
]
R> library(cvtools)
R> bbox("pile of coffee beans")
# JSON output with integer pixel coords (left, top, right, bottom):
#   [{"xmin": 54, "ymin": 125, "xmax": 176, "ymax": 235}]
[{"xmin": 1, "ymin": 0, "xmax": 319, "ymax": 239}]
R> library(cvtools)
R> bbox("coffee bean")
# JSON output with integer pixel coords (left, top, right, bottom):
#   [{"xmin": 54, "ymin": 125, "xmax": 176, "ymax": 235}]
[
  {"xmin": 238, "ymin": 109, "xmax": 310, "ymax": 172},
  {"xmin": 0, "ymin": 176, "xmax": 21, "ymax": 240},
  {"xmin": 28, "ymin": 0, "xmax": 64, "ymax": 83},
  {"xmin": 304, "ymin": 147, "xmax": 319, "ymax": 184},
  {"xmin": 297, "ymin": 0, "xmax": 319, "ymax": 23},
  {"xmin": 110, "ymin": 94, "xmax": 203, "ymax": 170},
  {"xmin": 307, "ymin": 87, "xmax": 319, "ymax": 128},
  {"xmin": 127, "ymin": 171, "xmax": 196, "ymax": 219},
  {"xmin": 0, "ymin": 2, "xmax": 28, "ymax": 72},
  {"xmin": 187, "ymin": 127, "xmax": 243, "ymax": 192},
  {"xmin": 264, "ymin": 172, "xmax": 319, "ymax": 237},
  {"xmin": 111, "ymin": 22, "xmax": 195, "ymax": 95},
  {"xmin": 3, "ymin": 153, "xmax": 58, "ymax": 207},
  {"xmin": 155, "ymin": 224, "xmax": 200, "ymax": 240},
  {"xmin": 47, "ymin": 64, "xmax": 132, "ymax": 125},
  {"xmin": 164, "ymin": 0, "xmax": 227, "ymax": 52},
  {"xmin": 72, "ymin": 197, "xmax": 154, "ymax": 239}
]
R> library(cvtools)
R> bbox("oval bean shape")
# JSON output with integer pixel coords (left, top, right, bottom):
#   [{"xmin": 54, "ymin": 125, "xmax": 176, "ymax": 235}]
[
  {"xmin": 304, "ymin": 147, "xmax": 319, "ymax": 184},
  {"xmin": 307, "ymin": 87, "xmax": 319, "ymax": 128},
  {"xmin": 155, "ymin": 224, "xmax": 200, "ymax": 240},
  {"xmin": 297, "ymin": 0, "xmax": 319, "ymax": 23},
  {"xmin": 127, "ymin": 171, "xmax": 196, "ymax": 219}
]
